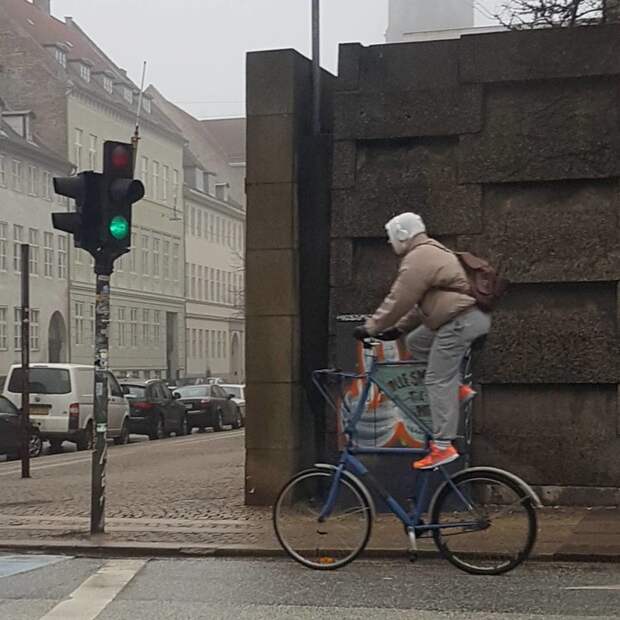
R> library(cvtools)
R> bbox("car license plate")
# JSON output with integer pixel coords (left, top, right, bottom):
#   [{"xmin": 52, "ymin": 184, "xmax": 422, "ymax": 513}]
[
  {"xmin": 30, "ymin": 405, "xmax": 50, "ymax": 416},
  {"xmin": 184, "ymin": 404, "xmax": 192, "ymax": 410}
]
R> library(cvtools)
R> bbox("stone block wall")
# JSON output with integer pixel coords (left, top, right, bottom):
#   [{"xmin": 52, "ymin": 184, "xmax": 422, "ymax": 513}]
[{"xmin": 329, "ymin": 26, "xmax": 620, "ymax": 499}]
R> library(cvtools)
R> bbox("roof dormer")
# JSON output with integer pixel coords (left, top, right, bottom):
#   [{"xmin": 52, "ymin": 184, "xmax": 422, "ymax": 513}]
[
  {"xmin": 68, "ymin": 57, "xmax": 95, "ymax": 83},
  {"xmin": 142, "ymin": 95, "xmax": 152, "ymax": 114},
  {"xmin": 44, "ymin": 43, "xmax": 69, "ymax": 68},
  {"xmin": 2, "ymin": 110, "xmax": 36, "ymax": 142},
  {"xmin": 92, "ymin": 69, "xmax": 116, "ymax": 94},
  {"xmin": 114, "ymin": 80, "xmax": 133, "ymax": 105}
]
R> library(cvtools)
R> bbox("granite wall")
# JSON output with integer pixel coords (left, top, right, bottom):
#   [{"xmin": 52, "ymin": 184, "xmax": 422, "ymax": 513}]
[{"xmin": 329, "ymin": 25, "xmax": 620, "ymax": 502}]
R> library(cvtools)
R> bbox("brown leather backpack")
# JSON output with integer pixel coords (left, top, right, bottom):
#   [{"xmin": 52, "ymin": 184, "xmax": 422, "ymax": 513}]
[
  {"xmin": 452, "ymin": 251, "xmax": 508, "ymax": 311},
  {"xmin": 421, "ymin": 241, "xmax": 509, "ymax": 311}
]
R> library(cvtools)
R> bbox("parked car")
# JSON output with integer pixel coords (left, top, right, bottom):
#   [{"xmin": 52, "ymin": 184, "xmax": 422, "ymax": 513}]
[
  {"xmin": 120, "ymin": 380, "xmax": 188, "ymax": 440},
  {"xmin": 3, "ymin": 364, "xmax": 130, "ymax": 452},
  {"xmin": 0, "ymin": 395, "xmax": 42, "ymax": 459},
  {"xmin": 220, "ymin": 384, "xmax": 245, "ymax": 426},
  {"xmin": 173, "ymin": 384, "xmax": 242, "ymax": 432}
]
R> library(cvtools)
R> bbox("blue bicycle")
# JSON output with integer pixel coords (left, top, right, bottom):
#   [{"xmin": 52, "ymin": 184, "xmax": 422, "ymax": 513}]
[{"xmin": 273, "ymin": 339, "xmax": 540, "ymax": 575}]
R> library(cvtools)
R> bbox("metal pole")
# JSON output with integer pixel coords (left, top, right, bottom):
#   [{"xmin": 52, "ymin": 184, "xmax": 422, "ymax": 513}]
[
  {"xmin": 90, "ymin": 257, "xmax": 113, "ymax": 534},
  {"xmin": 20, "ymin": 244, "xmax": 30, "ymax": 479},
  {"xmin": 312, "ymin": 0, "xmax": 321, "ymax": 136}
]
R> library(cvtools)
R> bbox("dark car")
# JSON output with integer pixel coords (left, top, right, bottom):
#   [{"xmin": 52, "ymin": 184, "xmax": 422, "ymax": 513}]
[
  {"xmin": 0, "ymin": 395, "xmax": 43, "ymax": 459},
  {"xmin": 173, "ymin": 384, "xmax": 242, "ymax": 433},
  {"xmin": 120, "ymin": 380, "xmax": 188, "ymax": 440}
]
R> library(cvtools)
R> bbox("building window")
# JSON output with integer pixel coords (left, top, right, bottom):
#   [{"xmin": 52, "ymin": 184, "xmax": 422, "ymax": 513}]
[
  {"xmin": 209, "ymin": 268, "xmax": 214, "ymax": 301},
  {"xmin": 123, "ymin": 87, "xmax": 133, "ymax": 104},
  {"xmin": 14, "ymin": 307, "xmax": 21, "ymax": 351},
  {"xmin": 13, "ymin": 224, "xmax": 23, "ymax": 273},
  {"xmin": 196, "ymin": 210, "xmax": 202, "ymax": 238},
  {"xmin": 197, "ymin": 265, "xmax": 203, "ymax": 300},
  {"xmin": 30, "ymin": 309, "xmax": 40, "ymax": 351},
  {"xmin": 55, "ymin": 47, "xmax": 66, "ymax": 68},
  {"xmin": 216, "ymin": 183, "xmax": 228, "ymax": 202},
  {"xmin": 152, "ymin": 310, "xmax": 160, "ymax": 345},
  {"xmin": 0, "ymin": 155, "xmax": 5, "ymax": 187},
  {"xmin": 142, "ymin": 309, "xmax": 150, "ymax": 346},
  {"xmin": 74, "ymin": 128, "xmax": 83, "ymax": 168},
  {"xmin": 0, "ymin": 307, "xmax": 6, "ymax": 350},
  {"xmin": 143, "ymin": 98, "xmax": 151, "ymax": 114},
  {"xmin": 28, "ymin": 228, "xmax": 39, "ymax": 275},
  {"xmin": 88, "ymin": 304, "xmax": 95, "ymax": 345},
  {"xmin": 152, "ymin": 161, "xmax": 160, "ymax": 200},
  {"xmin": 162, "ymin": 165, "xmax": 169, "ymax": 202},
  {"xmin": 57, "ymin": 236, "xmax": 67, "ymax": 278},
  {"xmin": 118, "ymin": 307, "xmax": 126, "ymax": 346},
  {"xmin": 0, "ymin": 222, "xmax": 7, "ymax": 271},
  {"xmin": 190, "ymin": 263, "xmax": 196, "ymax": 299},
  {"xmin": 190, "ymin": 207, "xmax": 196, "ymax": 236},
  {"xmin": 80, "ymin": 64, "xmax": 91, "ymax": 82},
  {"xmin": 41, "ymin": 170, "xmax": 51, "ymax": 200},
  {"xmin": 12, "ymin": 160, "xmax": 22, "ymax": 192},
  {"xmin": 103, "ymin": 76, "xmax": 113, "ymax": 93},
  {"xmin": 44, "ymin": 232, "xmax": 54, "ymax": 277},
  {"xmin": 162, "ymin": 240, "xmax": 170, "ymax": 279},
  {"xmin": 74, "ymin": 302, "xmax": 84, "ymax": 345},
  {"xmin": 191, "ymin": 329, "xmax": 197, "ymax": 359},
  {"xmin": 130, "ymin": 232, "xmax": 138, "ymax": 273},
  {"xmin": 130, "ymin": 308, "xmax": 138, "ymax": 347},
  {"xmin": 141, "ymin": 234, "xmax": 150, "ymax": 275},
  {"xmin": 152, "ymin": 237, "xmax": 160, "ymax": 277},
  {"xmin": 172, "ymin": 243, "xmax": 179, "ymax": 280},
  {"xmin": 172, "ymin": 169, "xmax": 179, "ymax": 203},
  {"xmin": 141, "ymin": 156, "xmax": 149, "ymax": 196},
  {"xmin": 198, "ymin": 330, "xmax": 203, "ymax": 358},
  {"xmin": 223, "ymin": 333, "xmax": 227, "ymax": 359},
  {"xmin": 88, "ymin": 134, "xmax": 97, "ymax": 169}
]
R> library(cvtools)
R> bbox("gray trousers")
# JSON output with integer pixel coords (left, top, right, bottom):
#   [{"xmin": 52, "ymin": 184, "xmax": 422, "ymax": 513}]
[{"xmin": 405, "ymin": 308, "xmax": 491, "ymax": 441}]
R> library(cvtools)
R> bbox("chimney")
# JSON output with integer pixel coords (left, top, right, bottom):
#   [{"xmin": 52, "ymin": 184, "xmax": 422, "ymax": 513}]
[{"xmin": 33, "ymin": 1, "xmax": 51, "ymax": 15}]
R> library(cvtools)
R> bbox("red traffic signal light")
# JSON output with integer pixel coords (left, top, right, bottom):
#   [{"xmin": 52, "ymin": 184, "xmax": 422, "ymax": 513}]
[{"xmin": 104, "ymin": 141, "xmax": 134, "ymax": 178}]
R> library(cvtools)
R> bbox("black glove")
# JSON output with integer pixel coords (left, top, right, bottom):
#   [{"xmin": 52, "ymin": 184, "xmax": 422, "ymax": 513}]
[
  {"xmin": 376, "ymin": 327, "xmax": 402, "ymax": 341},
  {"xmin": 353, "ymin": 326, "xmax": 370, "ymax": 341}
]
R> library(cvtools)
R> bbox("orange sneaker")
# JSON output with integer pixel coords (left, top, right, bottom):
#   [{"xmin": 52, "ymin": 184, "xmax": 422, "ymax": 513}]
[
  {"xmin": 413, "ymin": 444, "xmax": 459, "ymax": 470},
  {"xmin": 459, "ymin": 385, "xmax": 477, "ymax": 405}
]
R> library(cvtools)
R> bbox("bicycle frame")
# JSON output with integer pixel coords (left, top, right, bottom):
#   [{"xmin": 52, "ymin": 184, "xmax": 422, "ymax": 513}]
[{"xmin": 314, "ymin": 344, "xmax": 479, "ymax": 534}]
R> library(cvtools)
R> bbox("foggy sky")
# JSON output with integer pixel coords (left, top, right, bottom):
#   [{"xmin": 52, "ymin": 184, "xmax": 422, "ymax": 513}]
[{"xmin": 51, "ymin": 0, "xmax": 503, "ymax": 119}]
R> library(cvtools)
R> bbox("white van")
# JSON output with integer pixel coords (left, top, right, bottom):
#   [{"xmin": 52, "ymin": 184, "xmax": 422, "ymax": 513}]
[{"xmin": 3, "ymin": 364, "xmax": 130, "ymax": 451}]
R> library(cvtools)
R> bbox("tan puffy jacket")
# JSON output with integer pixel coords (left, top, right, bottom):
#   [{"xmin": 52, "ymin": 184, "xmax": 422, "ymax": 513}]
[{"xmin": 365, "ymin": 233, "xmax": 477, "ymax": 334}]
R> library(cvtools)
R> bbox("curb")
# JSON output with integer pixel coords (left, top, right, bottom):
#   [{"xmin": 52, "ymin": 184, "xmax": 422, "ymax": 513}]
[{"xmin": 0, "ymin": 540, "xmax": 619, "ymax": 564}]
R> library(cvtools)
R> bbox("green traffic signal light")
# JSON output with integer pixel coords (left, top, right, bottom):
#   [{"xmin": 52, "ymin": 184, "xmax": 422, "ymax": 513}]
[{"xmin": 109, "ymin": 215, "xmax": 129, "ymax": 240}]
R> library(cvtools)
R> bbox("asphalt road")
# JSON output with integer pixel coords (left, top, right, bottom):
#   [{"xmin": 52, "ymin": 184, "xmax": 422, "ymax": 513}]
[{"xmin": 0, "ymin": 555, "xmax": 619, "ymax": 619}]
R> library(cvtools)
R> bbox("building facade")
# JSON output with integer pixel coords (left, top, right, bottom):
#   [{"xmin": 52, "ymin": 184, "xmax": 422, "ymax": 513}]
[
  {"xmin": 386, "ymin": 0, "xmax": 474, "ymax": 42},
  {"xmin": 0, "ymin": 106, "xmax": 72, "ymax": 376},
  {"xmin": 149, "ymin": 89, "xmax": 246, "ymax": 383},
  {"xmin": 0, "ymin": 0, "xmax": 187, "ymax": 381}
]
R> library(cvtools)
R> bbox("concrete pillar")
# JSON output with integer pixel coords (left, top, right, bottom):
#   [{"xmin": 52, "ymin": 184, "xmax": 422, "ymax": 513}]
[{"xmin": 244, "ymin": 50, "xmax": 314, "ymax": 505}]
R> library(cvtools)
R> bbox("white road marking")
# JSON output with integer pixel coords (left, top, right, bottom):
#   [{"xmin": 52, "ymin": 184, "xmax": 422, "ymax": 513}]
[
  {"xmin": 0, "ymin": 430, "xmax": 244, "ymax": 477},
  {"xmin": 39, "ymin": 559, "xmax": 145, "ymax": 620}
]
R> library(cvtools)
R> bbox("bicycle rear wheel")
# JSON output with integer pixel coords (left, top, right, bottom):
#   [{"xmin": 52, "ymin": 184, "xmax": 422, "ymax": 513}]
[
  {"xmin": 431, "ymin": 470, "xmax": 537, "ymax": 575},
  {"xmin": 273, "ymin": 468, "xmax": 373, "ymax": 570}
]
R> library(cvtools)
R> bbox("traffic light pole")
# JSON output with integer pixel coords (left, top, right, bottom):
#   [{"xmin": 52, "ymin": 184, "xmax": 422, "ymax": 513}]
[{"xmin": 90, "ymin": 257, "xmax": 113, "ymax": 535}]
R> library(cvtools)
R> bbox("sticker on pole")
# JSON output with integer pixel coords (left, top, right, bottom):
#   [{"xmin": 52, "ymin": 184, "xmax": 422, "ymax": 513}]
[{"xmin": 96, "ymin": 423, "xmax": 107, "ymax": 433}]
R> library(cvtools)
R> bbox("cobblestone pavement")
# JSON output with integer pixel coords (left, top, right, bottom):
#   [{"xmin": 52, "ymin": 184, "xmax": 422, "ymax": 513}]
[
  {"xmin": 0, "ymin": 430, "xmax": 275, "ymax": 545},
  {"xmin": 1, "ymin": 431, "xmax": 619, "ymax": 559}
]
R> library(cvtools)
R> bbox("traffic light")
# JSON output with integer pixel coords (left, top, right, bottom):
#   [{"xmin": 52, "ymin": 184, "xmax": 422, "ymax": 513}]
[
  {"xmin": 51, "ymin": 171, "xmax": 101, "ymax": 253},
  {"xmin": 101, "ymin": 141, "xmax": 144, "ymax": 255}
]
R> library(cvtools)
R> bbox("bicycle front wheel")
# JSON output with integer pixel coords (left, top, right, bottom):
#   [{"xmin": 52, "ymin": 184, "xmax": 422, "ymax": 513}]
[
  {"xmin": 273, "ymin": 468, "xmax": 373, "ymax": 570},
  {"xmin": 431, "ymin": 470, "xmax": 537, "ymax": 575}
]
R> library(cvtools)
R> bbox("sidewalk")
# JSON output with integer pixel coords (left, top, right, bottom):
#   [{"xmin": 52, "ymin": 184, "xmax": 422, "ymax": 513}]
[
  {"xmin": 0, "ymin": 433, "xmax": 618, "ymax": 562},
  {"xmin": 1, "ymin": 506, "xmax": 618, "ymax": 562}
]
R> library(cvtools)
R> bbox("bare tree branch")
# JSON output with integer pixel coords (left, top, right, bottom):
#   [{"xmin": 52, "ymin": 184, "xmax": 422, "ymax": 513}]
[{"xmin": 495, "ymin": 0, "xmax": 607, "ymax": 29}]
